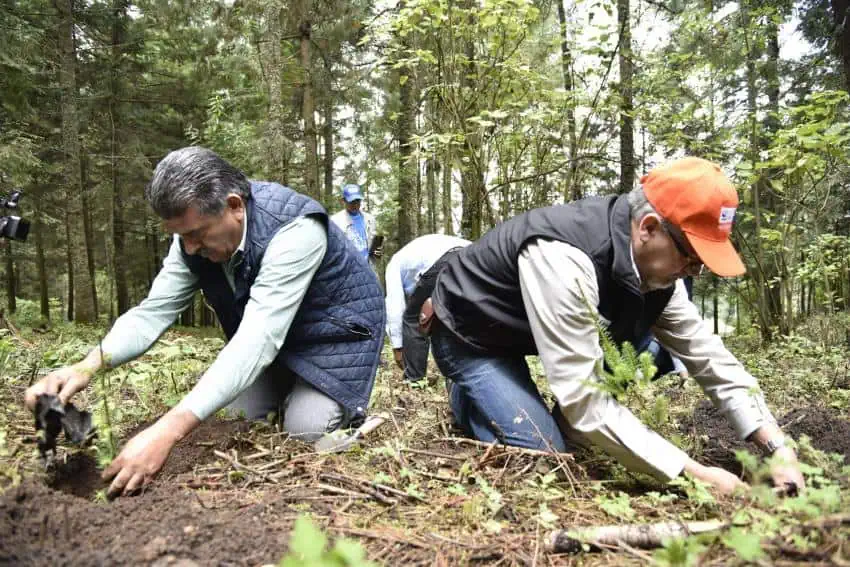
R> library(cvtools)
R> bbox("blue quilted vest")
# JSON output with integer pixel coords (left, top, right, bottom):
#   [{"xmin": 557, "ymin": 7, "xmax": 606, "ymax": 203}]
[{"xmin": 182, "ymin": 182, "xmax": 385, "ymax": 417}]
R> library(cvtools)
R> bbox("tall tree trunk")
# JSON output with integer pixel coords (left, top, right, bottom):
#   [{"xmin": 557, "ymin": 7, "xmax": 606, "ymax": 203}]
[
  {"xmin": 396, "ymin": 48, "xmax": 418, "ymax": 246},
  {"xmin": 299, "ymin": 1, "xmax": 319, "ymax": 201},
  {"xmin": 460, "ymin": 11, "xmax": 483, "ymax": 239},
  {"xmin": 441, "ymin": 149, "xmax": 453, "ymax": 235},
  {"xmin": 713, "ymin": 274, "xmax": 719, "ymax": 335},
  {"xmin": 56, "ymin": 0, "xmax": 95, "ymax": 323},
  {"xmin": 426, "ymin": 153, "xmax": 438, "ymax": 233},
  {"xmin": 763, "ymin": 15, "xmax": 784, "ymax": 333},
  {"xmin": 832, "ymin": 0, "xmax": 850, "ymax": 91},
  {"xmin": 4, "ymin": 242, "xmax": 15, "ymax": 314},
  {"xmin": 617, "ymin": 0, "xmax": 635, "ymax": 194},
  {"xmin": 557, "ymin": 0, "xmax": 580, "ymax": 201},
  {"xmin": 65, "ymin": 211, "xmax": 74, "ymax": 321},
  {"xmin": 743, "ymin": 1, "xmax": 771, "ymax": 339},
  {"xmin": 263, "ymin": 2, "xmax": 288, "ymax": 186},
  {"xmin": 150, "ymin": 225, "xmax": 161, "ymax": 278},
  {"xmin": 80, "ymin": 156, "xmax": 99, "ymax": 319},
  {"xmin": 34, "ymin": 201, "xmax": 49, "ymax": 321},
  {"xmin": 110, "ymin": 0, "xmax": 128, "ymax": 317},
  {"xmin": 322, "ymin": 62, "xmax": 334, "ymax": 205}
]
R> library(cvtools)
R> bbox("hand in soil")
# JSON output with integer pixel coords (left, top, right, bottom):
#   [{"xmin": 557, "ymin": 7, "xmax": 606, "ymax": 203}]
[
  {"xmin": 25, "ymin": 364, "xmax": 93, "ymax": 411},
  {"xmin": 102, "ymin": 408, "xmax": 200, "ymax": 498},
  {"xmin": 103, "ymin": 421, "xmax": 178, "ymax": 498},
  {"xmin": 769, "ymin": 446, "xmax": 805, "ymax": 494}
]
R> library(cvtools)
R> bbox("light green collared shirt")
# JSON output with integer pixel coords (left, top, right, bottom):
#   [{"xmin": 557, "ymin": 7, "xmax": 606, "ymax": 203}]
[{"xmin": 100, "ymin": 216, "xmax": 327, "ymax": 420}]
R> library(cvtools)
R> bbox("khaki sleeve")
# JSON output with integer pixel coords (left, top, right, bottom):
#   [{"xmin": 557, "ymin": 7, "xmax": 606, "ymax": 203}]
[{"xmin": 519, "ymin": 239, "xmax": 689, "ymax": 480}]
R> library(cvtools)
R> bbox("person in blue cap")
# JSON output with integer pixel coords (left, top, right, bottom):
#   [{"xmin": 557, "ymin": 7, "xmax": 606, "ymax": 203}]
[{"xmin": 330, "ymin": 183, "xmax": 381, "ymax": 264}]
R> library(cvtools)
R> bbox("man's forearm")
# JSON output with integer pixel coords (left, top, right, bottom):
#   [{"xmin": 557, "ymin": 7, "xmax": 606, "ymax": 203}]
[{"xmin": 73, "ymin": 348, "xmax": 106, "ymax": 377}]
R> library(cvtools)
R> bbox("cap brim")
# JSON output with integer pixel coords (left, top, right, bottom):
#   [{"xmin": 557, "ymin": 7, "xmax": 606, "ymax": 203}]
[
  {"xmin": 344, "ymin": 194, "xmax": 364, "ymax": 203},
  {"xmin": 685, "ymin": 234, "xmax": 746, "ymax": 277}
]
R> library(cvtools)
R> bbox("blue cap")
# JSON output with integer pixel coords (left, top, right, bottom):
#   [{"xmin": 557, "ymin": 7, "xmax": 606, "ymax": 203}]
[{"xmin": 342, "ymin": 184, "xmax": 364, "ymax": 203}]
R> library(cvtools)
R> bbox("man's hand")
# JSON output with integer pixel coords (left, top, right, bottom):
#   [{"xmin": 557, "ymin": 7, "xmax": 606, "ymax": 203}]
[
  {"xmin": 683, "ymin": 459, "xmax": 747, "ymax": 495},
  {"xmin": 393, "ymin": 348, "xmax": 405, "ymax": 370},
  {"xmin": 768, "ymin": 446, "xmax": 805, "ymax": 493},
  {"xmin": 103, "ymin": 409, "xmax": 200, "ymax": 498},
  {"xmin": 25, "ymin": 364, "xmax": 94, "ymax": 411},
  {"xmin": 748, "ymin": 424, "xmax": 805, "ymax": 493}
]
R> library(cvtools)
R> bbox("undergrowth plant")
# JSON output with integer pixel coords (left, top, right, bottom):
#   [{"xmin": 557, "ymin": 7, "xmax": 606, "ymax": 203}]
[
  {"xmin": 579, "ymin": 287, "xmax": 677, "ymax": 437},
  {"xmin": 278, "ymin": 516, "xmax": 376, "ymax": 567},
  {"xmin": 92, "ymin": 344, "xmax": 117, "ymax": 468}
]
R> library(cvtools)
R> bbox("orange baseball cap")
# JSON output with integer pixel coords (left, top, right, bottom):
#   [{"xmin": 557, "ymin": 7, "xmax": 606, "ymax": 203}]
[{"xmin": 642, "ymin": 157, "xmax": 745, "ymax": 277}]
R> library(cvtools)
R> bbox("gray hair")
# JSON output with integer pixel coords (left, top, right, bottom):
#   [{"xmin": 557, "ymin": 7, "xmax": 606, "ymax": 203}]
[
  {"xmin": 145, "ymin": 146, "xmax": 251, "ymax": 219},
  {"xmin": 626, "ymin": 185, "xmax": 659, "ymax": 221}
]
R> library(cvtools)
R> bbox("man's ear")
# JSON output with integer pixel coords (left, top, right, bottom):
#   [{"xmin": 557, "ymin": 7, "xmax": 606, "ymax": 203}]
[
  {"xmin": 637, "ymin": 214, "xmax": 663, "ymax": 242},
  {"xmin": 226, "ymin": 194, "xmax": 244, "ymax": 212}
]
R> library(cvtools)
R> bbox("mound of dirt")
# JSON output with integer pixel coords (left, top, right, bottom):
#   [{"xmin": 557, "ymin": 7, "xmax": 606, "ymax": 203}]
[
  {"xmin": 0, "ymin": 419, "xmax": 301, "ymax": 565},
  {"xmin": 681, "ymin": 401, "xmax": 850, "ymax": 475},
  {"xmin": 0, "ymin": 482, "xmax": 295, "ymax": 566}
]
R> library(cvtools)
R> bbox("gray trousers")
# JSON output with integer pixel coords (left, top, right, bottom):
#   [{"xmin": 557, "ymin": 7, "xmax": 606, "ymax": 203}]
[{"xmin": 225, "ymin": 367, "xmax": 349, "ymax": 441}]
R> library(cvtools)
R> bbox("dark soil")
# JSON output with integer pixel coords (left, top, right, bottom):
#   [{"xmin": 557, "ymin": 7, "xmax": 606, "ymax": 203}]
[
  {"xmin": 680, "ymin": 401, "xmax": 850, "ymax": 475},
  {"xmin": 0, "ymin": 482, "xmax": 300, "ymax": 566},
  {"xmin": 0, "ymin": 419, "xmax": 300, "ymax": 566},
  {"xmin": 46, "ymin": 418, "xmax": 254, "ymax": 500},
  {"xmin": 47, "ymin": 452, "xmax": 105, "ymax": 498}
]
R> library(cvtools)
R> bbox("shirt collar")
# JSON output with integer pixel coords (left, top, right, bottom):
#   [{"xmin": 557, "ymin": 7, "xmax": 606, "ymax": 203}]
[{"xmin": 228, "ymin": 211, "xmax": 249, "ymax": 267}]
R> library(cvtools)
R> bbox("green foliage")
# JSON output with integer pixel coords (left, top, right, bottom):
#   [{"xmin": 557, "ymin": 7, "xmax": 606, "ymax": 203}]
[
  {"xmin": 594, "ymin": 491, "xmax": 635, "ymax": 520},
  {"xmin": 653, "ymin": 536, "xmax": 707, "ymax": 567},
  {"xmin": 720, "ymin": 528, "xmax": 765, "ymax": 562},
  {"xmin": 278, "ymin": 516, "xmax": 377, "ymax": 567}
]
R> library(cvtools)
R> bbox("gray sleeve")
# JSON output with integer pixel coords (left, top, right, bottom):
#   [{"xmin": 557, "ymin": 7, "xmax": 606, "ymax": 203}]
[
  {"xmin": 100, "ymin": 236, "xmax": 198, "ymax": 366},
  {"xmin": 177, "ymin": 216, "xmax": 328, "ymax": 420},
  {"xmin": 519, "ymin": 238, "xmax": 689, "ymax": 481}
]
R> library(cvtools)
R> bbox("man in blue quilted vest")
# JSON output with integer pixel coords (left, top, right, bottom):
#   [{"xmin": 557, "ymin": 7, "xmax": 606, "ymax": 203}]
[{"xmin": 24, "ymin": 146, "xmax": 386, "ymax": 497}]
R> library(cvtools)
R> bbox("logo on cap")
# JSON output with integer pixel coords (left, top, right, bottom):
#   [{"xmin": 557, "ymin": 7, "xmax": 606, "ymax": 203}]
[{"xmin": 718, "ymin": 207, "xmax": 736, "ymax": 233}]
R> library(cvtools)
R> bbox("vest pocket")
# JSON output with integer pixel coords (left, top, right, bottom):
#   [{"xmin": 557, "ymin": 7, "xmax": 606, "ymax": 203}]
[{"xmin": 325, "ymin": 315, "xmax": 374, "ymax": 340}]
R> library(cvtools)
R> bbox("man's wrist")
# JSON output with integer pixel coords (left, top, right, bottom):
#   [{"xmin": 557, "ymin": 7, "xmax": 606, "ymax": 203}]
[
  {"xmin": 157, "ymin": 408, "xmax": 202, "ymax": 444},
  {"xmin": 763, "ymin": 435, "xmax": 787, "ymax": 455}
]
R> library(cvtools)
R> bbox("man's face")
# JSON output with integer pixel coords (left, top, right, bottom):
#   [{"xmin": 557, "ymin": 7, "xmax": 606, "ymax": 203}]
[
  {"xmin": 345, "ymin": 198, "xmax": 362, "ymax": 214},
  {"xmin": 632, "ymin": 214, "xmax": 703, "ymax": 291},
  {"xmin": 163, "ymin": 195, "xmax": 245, "ymax": 263}
]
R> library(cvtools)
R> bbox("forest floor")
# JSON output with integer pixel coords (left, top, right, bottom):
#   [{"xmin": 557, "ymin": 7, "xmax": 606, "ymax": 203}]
[{"xmin": 0, "ymin": 306, "xmax": 849, "ymax": 566}]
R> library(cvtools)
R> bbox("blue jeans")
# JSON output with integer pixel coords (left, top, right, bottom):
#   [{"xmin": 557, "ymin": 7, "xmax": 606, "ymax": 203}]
[{"xmin": 431, "ymin": 324, "xmax": 571, "ymax": 452}]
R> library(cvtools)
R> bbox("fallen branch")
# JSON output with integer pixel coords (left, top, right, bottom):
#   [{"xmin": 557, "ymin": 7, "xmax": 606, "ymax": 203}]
[
  {"xmin": 213, "ymin": 449, "xmax": 279, "ymax": 484},
  {"xmin": 546, "ymin": 519, "xmax": 726, "ymax": 553},
  {"xmin": 438, "ymin": 437, "xmax": 574, "ymax": 460}
]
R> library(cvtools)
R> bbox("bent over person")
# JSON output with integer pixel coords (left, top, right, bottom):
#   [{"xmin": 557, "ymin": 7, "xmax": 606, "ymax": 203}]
[
  {"xmin": 385, "ymin": 234, "xmax": 471, "ymax": 382},
  {"xmin": 427, "ymin": 157, "xmax": 804, "ymax": 494},
  {"xmin": 25, "ymin": 147, "xmax": 386, "ymax": 497}
]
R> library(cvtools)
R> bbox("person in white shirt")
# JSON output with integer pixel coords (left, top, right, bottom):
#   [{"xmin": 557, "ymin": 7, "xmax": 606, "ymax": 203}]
[
  {"xmin": 385, "ymin": 234, "xmax": 471, "ymax": 381},
  {"xmin": 330, "ymin": 184, "xmax": 380, "ymax": 264}
]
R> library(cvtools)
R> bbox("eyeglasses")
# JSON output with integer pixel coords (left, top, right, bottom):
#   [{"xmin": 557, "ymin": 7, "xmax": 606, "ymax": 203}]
[{"xmin": 662, "ymin": 220, "xmax": 704, "ymax": 276}]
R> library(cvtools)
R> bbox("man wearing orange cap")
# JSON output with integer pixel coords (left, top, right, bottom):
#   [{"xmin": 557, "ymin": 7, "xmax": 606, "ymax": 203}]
[{"xmin": 425, "ymin": 157, "xmax": 803, "ymax": 494}]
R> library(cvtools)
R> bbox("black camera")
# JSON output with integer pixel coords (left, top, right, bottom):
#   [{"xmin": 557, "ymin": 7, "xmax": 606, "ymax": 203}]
[{"xmin": 1, "ymin": 190, "xmax": 30, "ymax": 241}]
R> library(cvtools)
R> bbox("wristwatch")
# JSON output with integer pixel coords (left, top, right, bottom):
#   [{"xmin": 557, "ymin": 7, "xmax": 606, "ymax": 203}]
[{"xmin": 764, "ymin": 436, "xmax": 786, "ymax": 455}]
